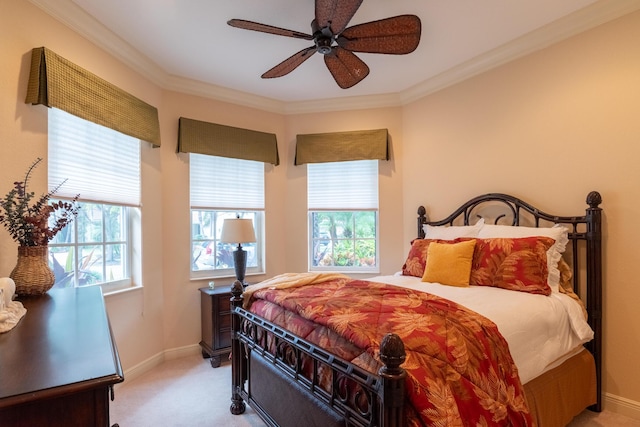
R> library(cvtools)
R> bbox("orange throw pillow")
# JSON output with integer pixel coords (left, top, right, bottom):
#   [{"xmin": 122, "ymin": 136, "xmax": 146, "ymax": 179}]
[{"xmin": 421, "ymin": 239, "xmax": 477, "ymax": 287}]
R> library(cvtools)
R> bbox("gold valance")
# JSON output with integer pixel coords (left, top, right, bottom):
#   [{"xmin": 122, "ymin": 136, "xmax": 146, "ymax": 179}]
[
  {"xmin": 295, "ymin": 129, "xmax": 388, "ymax": 165},
  {"xmin": 178, "ymin": 117, "xmax": 279, "ymax": 165},
  {"xmin": 25, "ymin": 47, "xmax": 161, "ymax": 147}
]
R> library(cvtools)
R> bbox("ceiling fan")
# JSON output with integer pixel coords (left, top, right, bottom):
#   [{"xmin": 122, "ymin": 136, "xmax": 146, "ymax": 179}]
[{"xmin": 228, "ymin": 0, "xmax": 421, "ymax": 89}]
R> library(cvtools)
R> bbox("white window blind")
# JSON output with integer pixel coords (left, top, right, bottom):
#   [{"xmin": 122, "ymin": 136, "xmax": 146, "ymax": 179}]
[
  {"xmin": 308, "ymin": 160, "xmax": 378, "ymax": 209},
  {"xmin": 48, "ymin": 108, "xmax": 141, "ymax": 206},
  {"xmin": 190, "ymin": 153, "xmax": 264, "ymax": 209}
]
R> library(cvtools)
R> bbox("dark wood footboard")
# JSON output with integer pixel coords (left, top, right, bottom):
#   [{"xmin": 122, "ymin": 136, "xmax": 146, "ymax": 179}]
[{"xmin": 230, "ymin": 280, "xmax": 407, "ymax": 427}]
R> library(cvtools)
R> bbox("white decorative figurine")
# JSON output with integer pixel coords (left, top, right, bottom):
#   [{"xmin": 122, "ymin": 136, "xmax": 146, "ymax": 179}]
[{"xmin": 0, "ymin": 277, "xmax": 26, "ymax": 333}]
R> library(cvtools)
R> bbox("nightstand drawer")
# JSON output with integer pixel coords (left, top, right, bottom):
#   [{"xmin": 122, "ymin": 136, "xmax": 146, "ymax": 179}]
[
  {"xmin": 217, "ymin": 295, "xmax": 231, "ymax": 311},
  {"xmin": 218, "ymin": 311, "xmax": 231, "ymax": 329},
  {"xmin": 217, "ymin": 294, "xmax": 231, "ymax": 329},
  {"xmin": 219, "ymin": 328, "xmax": 232, "ymax": 349}
]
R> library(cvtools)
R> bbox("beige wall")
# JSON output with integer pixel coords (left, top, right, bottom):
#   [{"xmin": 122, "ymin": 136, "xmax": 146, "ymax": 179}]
[
  {"xmin": 402, "ymin": 10, "xmax": 640, "ymax": 411},
  {"xmin": 2, "ymin": 0, "xmax": 639, "ymax": 417}
]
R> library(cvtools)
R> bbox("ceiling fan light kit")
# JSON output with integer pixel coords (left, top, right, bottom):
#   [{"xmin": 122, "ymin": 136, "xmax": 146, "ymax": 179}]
[{"xmin": 228, "ymin": 0, "xmax": 421, "ymax": 89}]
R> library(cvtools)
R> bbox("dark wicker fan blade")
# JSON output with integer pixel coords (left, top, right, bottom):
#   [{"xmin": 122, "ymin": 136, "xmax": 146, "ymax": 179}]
[
  {"xmin": 227, "ymin": 19, "xmax": 313, "ymax": 40},
  {"xmin": 262, "ymin": 47, "xmax": 317, "ymax": 78},
  {"xmin": 324, "ymin": 47, "xmax": 370, "ymax": 89},
  {"xmin": 337, "ymin": 15, "xmax": 421, "ymax": 54},
  {"xmin": 315, "ymin": 0, "xmax": 363, "ymax": 35}
]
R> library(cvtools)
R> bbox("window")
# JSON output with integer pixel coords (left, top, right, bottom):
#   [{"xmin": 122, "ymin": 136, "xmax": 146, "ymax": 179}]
[
  {"xmin": 48, "ymin": 108, "xmax": 140, "ymax": 292},
  {"xmin": 190, "ymin": 154, "xmax": 264, "ymax": 279},
  {"xmin": 308, "ymin": 160, "xmax": 379, "ymax": 272},
  {"xmin": 49, "ymin": 202, "xmax": 130, "ymax": 288}
]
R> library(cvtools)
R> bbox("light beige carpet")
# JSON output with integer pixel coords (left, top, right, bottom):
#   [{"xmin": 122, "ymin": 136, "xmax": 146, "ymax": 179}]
[
  {"xmin": 110, "ymin": 353, "xmax": 640, "ymax": 426},
  {"xmin": 110, "ymin": 353, "xmax": 263, "ymax": 427}
]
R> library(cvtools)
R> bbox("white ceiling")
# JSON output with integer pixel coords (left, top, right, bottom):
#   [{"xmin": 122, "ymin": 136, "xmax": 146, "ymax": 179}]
[{"xmin": 30, "ymin": 0, "xmax": 640, "ymax": 112}]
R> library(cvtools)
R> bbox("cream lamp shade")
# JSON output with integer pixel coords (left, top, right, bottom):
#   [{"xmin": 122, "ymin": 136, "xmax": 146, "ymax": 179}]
[{"xmin": 220, "ymin": 218, "xmax": 256, "ymax": 244}]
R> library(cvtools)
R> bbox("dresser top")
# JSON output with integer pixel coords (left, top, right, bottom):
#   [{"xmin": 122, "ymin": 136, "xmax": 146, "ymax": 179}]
[{"xmin": 0, "ymin": 287, "xmax": 123, "ymax": 407}]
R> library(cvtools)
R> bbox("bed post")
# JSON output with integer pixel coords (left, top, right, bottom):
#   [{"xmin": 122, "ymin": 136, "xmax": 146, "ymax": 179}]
[
  {"xmin": 378, "ymin": 333, "xmax": 407, "ymax": 427},
  {"xmin": 230, "ymin": 280, "xmax": 246, "ymax": 415},
  {"xmin": 417, "ymin": 206, "xmax": 426, "ymax": 239},
  {"xmin": 585, "ymin": 191, "xmax": 603, "ymax": 412}
]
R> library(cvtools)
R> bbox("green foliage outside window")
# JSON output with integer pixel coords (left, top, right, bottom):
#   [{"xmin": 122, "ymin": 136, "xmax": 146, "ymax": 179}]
[{"xmin": 311, "ymin": 211, "xmax": 377, "ymax": 268}]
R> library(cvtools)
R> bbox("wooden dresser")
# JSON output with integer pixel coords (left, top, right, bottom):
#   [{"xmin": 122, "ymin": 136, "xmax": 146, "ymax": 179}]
[{"xmin": 0, "ymin": 287, "xmax": 123, "ymax": 427}]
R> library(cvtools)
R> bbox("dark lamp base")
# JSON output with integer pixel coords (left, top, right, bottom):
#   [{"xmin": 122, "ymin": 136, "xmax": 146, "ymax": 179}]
[{"xmin": 233, "ymin": 245, "xmax": 248, "ymax": 285}]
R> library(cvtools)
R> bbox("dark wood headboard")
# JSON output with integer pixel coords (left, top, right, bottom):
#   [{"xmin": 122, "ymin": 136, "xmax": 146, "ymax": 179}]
[{"xmin": 416, "ymin": 191, "xmax": 603, "ymax": 411}]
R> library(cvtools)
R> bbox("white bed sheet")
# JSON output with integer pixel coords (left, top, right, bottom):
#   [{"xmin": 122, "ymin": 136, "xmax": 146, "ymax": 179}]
[{"xmin": 368, "ymin": 274, "xmax": 594, "ymax": 384}]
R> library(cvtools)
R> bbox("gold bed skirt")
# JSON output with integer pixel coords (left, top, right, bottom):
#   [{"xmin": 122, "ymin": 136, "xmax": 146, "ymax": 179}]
[{"xmin": 524, "ymin": 349, "xmax": 597, "ymax": 427}]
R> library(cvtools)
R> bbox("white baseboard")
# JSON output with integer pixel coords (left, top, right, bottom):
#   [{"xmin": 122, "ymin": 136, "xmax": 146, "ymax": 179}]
[
  {"xmin": 604, "ymin": 392, "xmax": 640, "ymax": 420},
  {"xmin": 163, "ymin": 343, "xmax": 202, "ymax": 361},
  {"xmin": 114, "ymin": 344, "xmax": 201, "ymax": 388}
]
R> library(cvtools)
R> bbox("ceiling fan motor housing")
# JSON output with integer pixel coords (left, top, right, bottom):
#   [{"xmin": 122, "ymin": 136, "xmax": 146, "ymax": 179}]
[
  {"xmin": 315, "ymin": 37, "xmax": 333, "ymax": 55},
  {"xmin": 312, "ymin": 20, "xmax": 335, "ymax": 55}
]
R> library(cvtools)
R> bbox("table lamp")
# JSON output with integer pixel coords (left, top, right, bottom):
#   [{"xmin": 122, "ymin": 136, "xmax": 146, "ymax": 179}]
[{"xmin": 220, "ymin": 218, "xmax": 256, "ymax": 286}]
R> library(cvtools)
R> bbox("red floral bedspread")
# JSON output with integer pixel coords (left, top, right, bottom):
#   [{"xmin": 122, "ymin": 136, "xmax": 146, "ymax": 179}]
[{"xmin": 246, "ymin": 274, "xmax": 533, "ymax": 426}]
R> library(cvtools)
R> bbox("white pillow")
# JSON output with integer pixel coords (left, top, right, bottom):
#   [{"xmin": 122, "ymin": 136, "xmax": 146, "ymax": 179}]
[
  {"xmin": 477, "ymin": 223, "xmax": 569, "ymax": 292},
  {"xmin": 423, "ymin": 218, "xmax": 484, "ymax": 239}
]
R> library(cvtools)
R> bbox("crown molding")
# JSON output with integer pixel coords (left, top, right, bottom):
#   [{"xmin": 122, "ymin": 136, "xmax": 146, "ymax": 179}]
[
  {"xmin": 282, "ymin": 92, "xmax": 403, "ymax": 115},
  {"xmin": 29, "ymin": 0, "xmax": 640, "ymax": 114},
  {"xmin": 162, "ymin": 75, "xmax": 288, "ymax": 114}
]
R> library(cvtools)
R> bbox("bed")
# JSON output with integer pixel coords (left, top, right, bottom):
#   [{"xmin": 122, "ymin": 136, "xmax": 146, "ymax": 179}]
[{"xmin": 230, "ymin": 191, "xmax": 603, "ymax": 427}]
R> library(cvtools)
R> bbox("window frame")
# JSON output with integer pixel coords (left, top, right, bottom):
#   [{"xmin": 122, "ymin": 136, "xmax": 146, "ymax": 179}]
[
  {"xmin": 48, "ymin": 201, "xmax": 134, "ymax": 292},
  {"xmin": 190, "ymin": 209, "xmax": 264, "ymax": 280},
  {"xmin": 308, "ymin": 209, "xmax": 379, "ymax": 273}
]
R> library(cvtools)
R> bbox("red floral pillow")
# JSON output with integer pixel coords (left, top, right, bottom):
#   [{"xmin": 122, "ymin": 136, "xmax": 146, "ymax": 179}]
[
  {"xmin": 470, "ymin": 237, "xmax": 555, "ymax": 295},
  {"xmin": 402, "ymin": 238, "xmax": 469, "ymax": 277}
]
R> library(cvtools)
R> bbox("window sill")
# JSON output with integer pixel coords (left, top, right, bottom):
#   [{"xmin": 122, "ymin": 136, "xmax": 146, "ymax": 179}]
[
  {"xmin": 189, "ymin": 271, "xmax": 265, "ymax": 282},
  {"xmin": 103, "ymin": 283, "xmax": 143, "ymax": 297}
]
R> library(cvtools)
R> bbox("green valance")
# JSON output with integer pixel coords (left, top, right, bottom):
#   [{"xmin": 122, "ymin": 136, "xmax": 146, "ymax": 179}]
[
  {"xmin": 178, "ymin": 117, "xmax": 279, "ymax": 165},
  {"xmin": 25, "ymin": 47, "xmax": 161, "ymax": 147},
  {"xmin": 295, "ymin": 129, "xmax": 388, "ymax": 165}
]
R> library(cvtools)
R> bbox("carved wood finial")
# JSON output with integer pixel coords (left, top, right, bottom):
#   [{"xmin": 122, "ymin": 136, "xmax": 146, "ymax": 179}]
[
  {"xmin": 231, "ymin": 280, "xmax": 244, "ymax": 297},
  {"xmin": 379, "ymin": 333, "xmax": 406, "ymax": 374},
  {"xmin": 587, "ymin": 191, "xmax": 602, "ymax": 208}
]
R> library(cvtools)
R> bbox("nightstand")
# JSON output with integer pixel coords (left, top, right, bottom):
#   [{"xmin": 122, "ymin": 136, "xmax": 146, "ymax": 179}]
[{"xmin": 199, "ymin": 286, "xmax": 232, "ymax": 368}]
